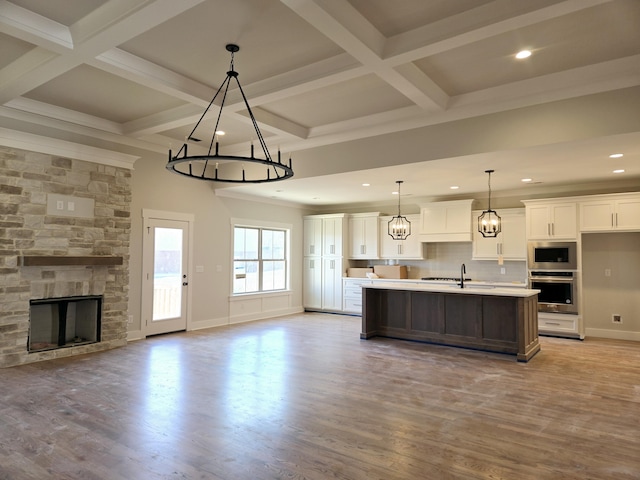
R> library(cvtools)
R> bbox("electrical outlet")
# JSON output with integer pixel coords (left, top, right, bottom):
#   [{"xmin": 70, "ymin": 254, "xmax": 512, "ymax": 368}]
[
  {"xmin": 500, "ymin": 267, "xmax": 506, "ymax": 275},
  {"xmin": 56, "ymin": 200, "xmax": 64, "ymax": 210},
  {"xmin": 605, "ymin": 269, "xmax": 611, "ymax": 277},
  {"xmin": 612, "ymin": 314, "xmax": 622, "ymax": 324},
  {"xmin": 128, "ymin": 315, "xmax": 134, "ymax": 324}
]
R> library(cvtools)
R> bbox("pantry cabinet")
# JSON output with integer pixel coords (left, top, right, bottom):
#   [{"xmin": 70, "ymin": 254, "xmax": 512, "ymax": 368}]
[
  {"xmin": 379, "ymin": 215, "xmax": 425, "ymax": 259},
  {"xmin": 580, "ymin": 193, "xmax": 640, "ymax": 232},
  {"xmin": 303, "ymin": 214, "xmax": 347, "ymax": 312},
  {"xmin": 348, "ymin": 213, "xmax": 380, "ymax": 259},
  {"xmin": 472, "ymin": 209, "xmax": 526, "ymax": 261}
]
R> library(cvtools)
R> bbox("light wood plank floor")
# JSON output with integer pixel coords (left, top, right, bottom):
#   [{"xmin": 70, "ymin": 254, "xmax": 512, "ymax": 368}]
[{"xmin": 1, "ymin": 313, "xmax": 639, "ymax": 479}]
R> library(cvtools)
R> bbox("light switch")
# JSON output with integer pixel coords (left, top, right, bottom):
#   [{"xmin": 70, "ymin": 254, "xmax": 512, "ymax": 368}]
[
  {"xmin": 67, "ymin": 201, "xmax": 75, "ymax": 211},
  {"xmin": 196, "ymin": 265, "xmax": 204, "ymax": 273},
  {"xmin": 56, "ymin": 200, "xmax": 64, "ymax": 210},
  {"xmin": 605, "ymin": 269, "xmax": 611, "ymax": 277}
]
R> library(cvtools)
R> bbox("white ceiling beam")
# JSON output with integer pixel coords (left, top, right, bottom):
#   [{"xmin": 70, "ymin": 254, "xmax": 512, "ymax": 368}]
[
  {"xmin": 384, "ymin": 0, "xmax": 613, "ymax": 64},
  {"xmin": 280, "ymin": 0, "xmax": 446, "ymax": 111},
  {"xmin": 0, "ymin": 0, "xmax": 206, "ymax": 104},
  {"xmin": 0, "ymin": 0, "xmax": 73, "ymax": 51}
]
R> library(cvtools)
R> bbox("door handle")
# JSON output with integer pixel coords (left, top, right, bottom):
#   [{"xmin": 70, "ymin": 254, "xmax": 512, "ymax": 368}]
[{"xmin": 182, "ymin": 282, "xmax": 188, "ymax": 286}]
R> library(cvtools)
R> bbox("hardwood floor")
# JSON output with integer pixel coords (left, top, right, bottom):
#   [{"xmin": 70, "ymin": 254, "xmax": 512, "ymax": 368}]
[{"xmin": 1, "ymin": 313, "xmax": 639, "ymax": 479}]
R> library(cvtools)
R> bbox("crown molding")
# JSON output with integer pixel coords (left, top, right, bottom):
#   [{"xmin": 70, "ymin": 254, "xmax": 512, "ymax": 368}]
[{"xmin": 0, "ymin": 128, "xmax": 139, "ymax": 169}]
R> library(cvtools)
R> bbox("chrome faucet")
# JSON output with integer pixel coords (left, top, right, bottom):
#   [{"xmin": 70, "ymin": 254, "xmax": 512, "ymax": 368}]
[{"xmin": 460, "ymin": 263, "xmax": 466, "ymax": 288}]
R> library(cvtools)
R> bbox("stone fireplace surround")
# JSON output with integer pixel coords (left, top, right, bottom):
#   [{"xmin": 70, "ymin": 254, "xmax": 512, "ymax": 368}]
[{"xmin": 0, "ymin": 145, "xmax": 133, "ymax": 368}]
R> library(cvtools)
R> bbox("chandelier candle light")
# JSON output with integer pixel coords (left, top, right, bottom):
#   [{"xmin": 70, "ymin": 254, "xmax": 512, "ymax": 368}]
[
  {"xmin": 166, "ymin": 44, "xmax": 294, "ymax": 183},
  {"xmin": 388, "ymin": 180, "xmax": 411, "ymax": 240},
  {"xmin": 478, "ymin": 169, "xmax": 501, "ymax": 237}
]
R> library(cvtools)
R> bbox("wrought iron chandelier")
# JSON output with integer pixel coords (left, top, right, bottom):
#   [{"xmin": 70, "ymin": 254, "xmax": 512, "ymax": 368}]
[
  {"xmin": 167, "ymin": 44, "xmax": 294, "ymax": 183},
  {"xmin": 478, "ymin": 169, "xmax": 501, "ymax": 237},
  {"xmin": 388, "ymin": 180, "xmax": 411, "ymax": 240}
]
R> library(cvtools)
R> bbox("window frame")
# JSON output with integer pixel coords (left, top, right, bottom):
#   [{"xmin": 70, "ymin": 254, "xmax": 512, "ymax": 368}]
[{"xmin": 231, "ymin": 218, "xmax": 291, "ymax": 296}]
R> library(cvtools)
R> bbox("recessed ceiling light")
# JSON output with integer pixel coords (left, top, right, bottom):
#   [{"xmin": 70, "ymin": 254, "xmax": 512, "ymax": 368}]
[
  {"xmin": 521, "ymin": 178, "xmax": 532, "ymax": 183},
  {"xmin": 516, "ymin": 50, "xmax": 532, "ymax": 59},
  {"xmin": 392, "ymin": 191, "xmax": 399, "ymax": 195},
  {"xmin": 362, "ymin": 183, "xmax": 370, "ymax": 187},
  {"xmin": 609, "ymin": 153, "xmax": 623, "ymax": 158},
  {"xmin": 215, "ymin": 130, "xmax": 225, "ymax": 135},
  {"xmin": 613, "ymin": 169, "xmax": 625, "ymax": 174},
  {"xmin": 450, "ymin": 186, "xmax": 459, "ymax": 190}
]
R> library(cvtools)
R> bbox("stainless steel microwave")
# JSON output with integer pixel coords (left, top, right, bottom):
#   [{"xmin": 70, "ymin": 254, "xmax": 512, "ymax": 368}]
[{"xmin": 527, "ymin": 241, "xmax": 577, "ymax": 270}]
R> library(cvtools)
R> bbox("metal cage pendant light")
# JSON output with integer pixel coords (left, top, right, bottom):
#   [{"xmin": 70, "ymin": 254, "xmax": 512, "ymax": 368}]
[
  {"xmin": 478, "ymin": 169, "xmax": 501, "ymax": 237},
  {"xmin": 167, "ymin": 44, "xmax": 294, "ymax": 183},
  {"xmin": 388, "ymin": 180, "xmax": 411, "ymax": 240}
]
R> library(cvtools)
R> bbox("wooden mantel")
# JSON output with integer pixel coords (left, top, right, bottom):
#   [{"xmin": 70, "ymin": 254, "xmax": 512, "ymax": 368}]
[{"xmin": 19, "ymin": 256, "xmax": 124, "ymax": 267}]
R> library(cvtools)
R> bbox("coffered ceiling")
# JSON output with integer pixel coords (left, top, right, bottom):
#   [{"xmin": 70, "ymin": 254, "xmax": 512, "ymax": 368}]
[{"xmin": 1, "ymin": 0, "xmax": 639, "ymax": 208}]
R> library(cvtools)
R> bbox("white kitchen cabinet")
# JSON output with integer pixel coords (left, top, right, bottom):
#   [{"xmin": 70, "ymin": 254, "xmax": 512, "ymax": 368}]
[
  {"xmin": 580, "ymin": 193, "xmax": 640, "ymax": 232},
  {"xmin": 379, "ymin": 215, "xmax": 425, "ymax": 259},
  {"xmin": 419, "ymin": 199, "xmax": 474, "ymax": 242},
  {"xmin": 348, "ymin": 213, "xmax": 380, "ymax": 259},
  {"xmin": 538, "ymin": 312, "xmax": 582, "ymax": 339},
  {"xmin": 303, "ymin": 257, "xmax": 322, "ymax": 309},
  {"xmin": 523, "ymin": 202, "xmax": 577, "ymax": 240},
  {"xmin": 303, "ymin": 217, "xmax": 323, "ymax": 256},
  {"xmin": 303, "ymin": 214, "xmax": 347, "ymax": 312},
  {"xmin": 472, "ymin": 209, "xmax": 526, "ymax": 261},
  {"xmin": 321, "ymin": 257, "xmax": 344, "ymax": 311},
  {"xmin": 342, "ymin": 278, "xmax": 372, "ymax": 314}
]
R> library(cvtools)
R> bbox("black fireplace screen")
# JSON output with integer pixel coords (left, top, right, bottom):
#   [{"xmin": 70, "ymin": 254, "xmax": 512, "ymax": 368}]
[{"xmin": 28, "ymin": 295, "xmax": 102, "ymax": 352}]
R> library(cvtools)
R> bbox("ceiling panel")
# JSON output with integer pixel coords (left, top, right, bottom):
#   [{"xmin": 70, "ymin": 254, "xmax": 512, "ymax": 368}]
[
  {"xmin": 119, "ymin": 0, "xmax": 343, "ymax": 87},
  {"xmin": 9, "ymin": 0, "xmax": 108, "ymax": 26},
  {"xmin": 23, "ymin": 65, "xmax": 187, "ymax": 124},
  {"xmin": 261, "ymin": 74, "xmax": 414, "ymax": 128},
  {"xmin": 0, "ymin": 32, "xmax": 34, "ymax": 69},
  {"xmin": 415, "ymin": 1, "xmax": 640, "ymax": 96}
]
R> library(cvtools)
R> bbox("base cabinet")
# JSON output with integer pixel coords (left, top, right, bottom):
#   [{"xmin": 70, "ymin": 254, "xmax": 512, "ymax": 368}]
[
  {"xmin": 538, "ymin": 312, "xmax": 582, "ymax": 339},
  {"xmin": 342, "ymin": 278, "xmax": 372, "ymax": 314}
]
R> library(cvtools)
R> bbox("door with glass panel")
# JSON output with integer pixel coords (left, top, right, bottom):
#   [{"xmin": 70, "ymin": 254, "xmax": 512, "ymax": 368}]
[{"xmin": 143, "ymin": 218, "xmax": 190, "ymax": 336}]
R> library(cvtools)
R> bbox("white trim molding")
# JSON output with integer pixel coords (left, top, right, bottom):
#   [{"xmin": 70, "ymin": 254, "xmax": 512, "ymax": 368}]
[{"xmin": 0, "ymin": 128, "xmax": 139, "ymax": 169}]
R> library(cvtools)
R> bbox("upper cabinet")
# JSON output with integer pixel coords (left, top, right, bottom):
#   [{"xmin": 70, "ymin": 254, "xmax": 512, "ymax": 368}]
[
  {"xmin": 348, "ymin": 213, "xmax": 380, "ymax": 259},
  {"xmin": 522, "ymin": 201, "xmax": 577, "ymax": 240},
  {"xmin": 419, "ymin": 200, "xmax": 475, "ymax": 242},
  {"xmin": 580, "ymin": 193, "xmax": 640, "ymax": 232},
  {"xmin": 472, "ymin": 208, "xmax": 526, "ymax": 261},
  {"xmin": 379, "ymin": 215, "xmax": 426, "ymax": 260},
  {"xmin": 303, "ymin": 214, "xmax": 347, "ymax": 257}
]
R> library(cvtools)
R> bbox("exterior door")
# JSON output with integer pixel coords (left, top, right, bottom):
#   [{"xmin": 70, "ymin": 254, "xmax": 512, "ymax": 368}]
[{"xmin": 142, "ymin": 212, "xmax": 192, "ymax": 336}]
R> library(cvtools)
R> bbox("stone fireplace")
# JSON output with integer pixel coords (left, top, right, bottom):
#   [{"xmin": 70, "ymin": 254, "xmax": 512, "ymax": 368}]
[{"xmin": 0, "ymin": 145, "xmax": 133, "ymax": 368}]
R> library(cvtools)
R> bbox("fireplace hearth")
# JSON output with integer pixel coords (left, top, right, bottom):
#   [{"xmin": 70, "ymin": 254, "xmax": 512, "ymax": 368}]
[{"xmin": 29, "ymin": 296, "xmax": 102, "ymax": 353}]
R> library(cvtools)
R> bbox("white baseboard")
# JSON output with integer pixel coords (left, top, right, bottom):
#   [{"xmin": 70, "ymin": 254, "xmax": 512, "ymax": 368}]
[
  {"xmin": 584, "ymin": 328, "xmax": 640, "ymax": 341},
  {"xmin": 189, "ymin": 316, "xmax": 229, "ymax": 331},
  {"xmin": 127, "ymin": 329, "xmax": 144, "ymax": 341}
]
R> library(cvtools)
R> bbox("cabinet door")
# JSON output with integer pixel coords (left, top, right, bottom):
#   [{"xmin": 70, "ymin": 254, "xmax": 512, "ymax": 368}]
[
  {"xmin": 500, "ymin": 211, "xmax": 526, "ymax": 259},
  {"xmin": 380, "ymin": 215, "xmax": 424, "ymax": 259},
  {"xmin": 323, "ymin": 217, "xmax": 343, "ymax": 256},
  {"xmin": 580, "ymin": 201, "xmax": 614, "ymax": 231},
  {"xmin": 349, "ymin": 216, "xmax": 378, "ymax": 259},
  {"xmin": 303, "ymin": 217, "xmax": 323, "ymax": 255},
  {"xmin": 526, "ymin": 205, "xmax": 552, "ymax": 239},
  {"xmin": 615, "ymin": 197, "xmax": 640, "ymax": 230},
  {"xmin": 550, "ymin": 203, "xmax": 577, "ymax": 238},
  {"xmin": 303, "ymin": 257, "xmax": 322, "ymax": 309},
  {"xmin": 322, "ymin": 257, "xmax": 343, "ymax": 310}
]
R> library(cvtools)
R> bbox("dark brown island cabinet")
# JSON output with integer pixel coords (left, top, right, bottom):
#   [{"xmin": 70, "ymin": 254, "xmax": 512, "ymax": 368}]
[{"xmin": 361, "ymin": 284, "xmax": 540, "ymax": 362}]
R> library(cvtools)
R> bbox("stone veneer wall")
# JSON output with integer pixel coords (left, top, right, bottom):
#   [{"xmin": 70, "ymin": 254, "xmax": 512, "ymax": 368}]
[{"xmin": 0, "ymin": 146, "xmax": 131, "ymax": 367}]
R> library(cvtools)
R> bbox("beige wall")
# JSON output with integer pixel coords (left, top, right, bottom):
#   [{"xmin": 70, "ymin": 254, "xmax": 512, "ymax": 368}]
[
  {"xmin": 128, "ymin": 153, "xmax": 308, "ymax": 335},
  {"xmin": 582, "ymin": 232, "xmax": 640, "ymax": 338}
]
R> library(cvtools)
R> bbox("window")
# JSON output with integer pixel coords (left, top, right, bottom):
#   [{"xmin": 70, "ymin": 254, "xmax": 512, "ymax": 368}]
[{"xmin": 233, "ymin": 225, "xmax": 288, "ymax": 294}]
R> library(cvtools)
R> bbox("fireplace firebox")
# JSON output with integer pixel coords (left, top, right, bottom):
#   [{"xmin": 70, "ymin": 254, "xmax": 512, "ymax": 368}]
[{"xmin": 29, "ymin": 295, "xmax": 102, "ymax": 352}]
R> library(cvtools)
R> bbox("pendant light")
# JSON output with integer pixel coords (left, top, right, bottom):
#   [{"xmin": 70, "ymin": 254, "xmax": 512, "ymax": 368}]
[
  {"xmin": 167, "ymin": 44, "xmax": 293, "ymax": 183},
  {"xmin": 478, "ymin": 169, "xmax": 501, "ymax": 237},
  {"xmin": 388, "ymin": 180, "xmax": 411, "ymax": 240}
]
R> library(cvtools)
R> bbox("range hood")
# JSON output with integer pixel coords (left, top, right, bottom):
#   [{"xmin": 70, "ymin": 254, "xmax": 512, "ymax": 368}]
[{"xmin": 418, "ymin": 199, "xmax": 475, "ymax": 242}]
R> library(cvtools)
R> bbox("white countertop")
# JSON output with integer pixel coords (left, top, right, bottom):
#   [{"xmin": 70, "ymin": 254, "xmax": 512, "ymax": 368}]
[{"xmin": 362, "ymin": 281, "xmax": 540, "ymax": 297}]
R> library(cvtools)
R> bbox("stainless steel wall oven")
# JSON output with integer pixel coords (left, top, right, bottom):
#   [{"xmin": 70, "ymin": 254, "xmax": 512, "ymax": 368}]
[{"xmin": 529, "ymin": 271, "xmax": 578, "ymax": 314}]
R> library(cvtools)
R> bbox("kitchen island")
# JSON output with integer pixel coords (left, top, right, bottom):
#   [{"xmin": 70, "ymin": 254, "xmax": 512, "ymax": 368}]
[{"xmin": 361, "ymin": 283, "xmax": 540, "ymax": 362}]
